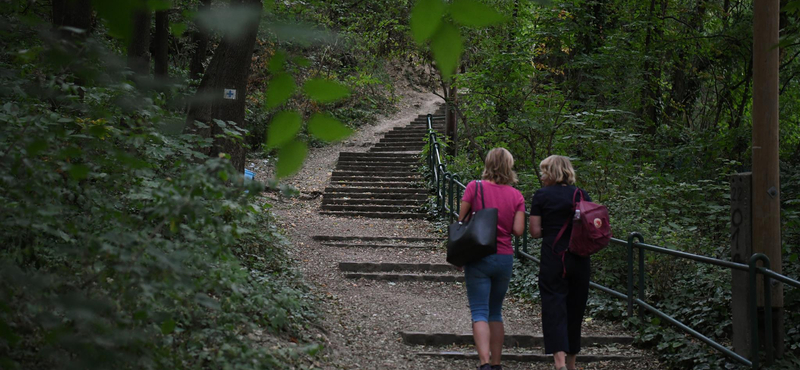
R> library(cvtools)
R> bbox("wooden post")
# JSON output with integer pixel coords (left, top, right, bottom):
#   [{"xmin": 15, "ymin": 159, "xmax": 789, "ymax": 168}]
[
  {"xmin": 752, "ymin": 0, "xmax": 784, "ymax": 357},
  {"xmin": 730, "ymin": 173, "xmax": 752, "ymax": 357}
]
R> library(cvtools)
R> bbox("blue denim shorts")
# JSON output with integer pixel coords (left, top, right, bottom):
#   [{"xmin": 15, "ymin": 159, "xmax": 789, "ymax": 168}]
[{"xmin": 464, "ymin": 253, "xmax": 514, "ymax": 323}]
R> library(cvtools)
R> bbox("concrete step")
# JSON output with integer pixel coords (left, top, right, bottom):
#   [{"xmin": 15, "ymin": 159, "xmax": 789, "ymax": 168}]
[
  {"xmin": 382, "ymin": 132, "xmax": 438, "ymax": 137},
  {"xmin": 322, "ymin": 193, "xmax": 427, "ymax": 200},
  {"xmin": 415, "ymin": 352, "xmax": 641, "ymax": 363},
  {"xmin": 378, "ymin": 138, "xmax": 427, "ymax": 143},
  {"xmin": 335, "ymin": 165, "xmax": 418, "ymax": 171},
  {"xmin": 380, "ymin": 135, "xmax": 433, "ymax": 140},
  {"xmin": 329, "ymin": 171, "xmax": 420, "ymax": 177},
  {"xmin": 399, "ymin": 332, "xmax": 635, "ymax": 347},
  {"xmin": 337, "ymin": 157, "xmax": 420, "ymax": 163},
  {"xmin": 373, "ymin": 145, "xmax": 425, "ymax": 150},
  {"xmin": 312, "ymin": 235, "xmax": 441, "ymax": 243},
  {"xmin": 324, "ymin": 187, "xmax": 426, "ymax": 194},
  {"xmin": 320, "ymin": 204, "xmax": 423, "ymax": 212},
  {"xmin": 320, "ymin": 242, "xmax": 436, "ymax": 249},
  {"xmin": 319, "ymin": 211, "xmax": 427, "ymax": 219},
  {"xmin": 369, "ymin": 147, "xmax": 424, "ymax": 152},
  {"xmin": 386, "ymin": 129, "xmax": 439, "ymax": 133},
  {"xmin": 339, "ymin": 262, "xmax": 455, "ymax": 273},
  {"xmin": 344, "ymin": 273, "xmax": 464, "ymax": 282},
  {"xmin": 329, "ymin": 174, "xmax": 425, "ymax": 182},
  {"xmin": 338, "ymin": 152, "xmax": 420, "ymax": 160},
  {"xmin": 329, "ymin": 181, "xmax": 424, "ymax": 188},
  {"xmin": 321, "ymin": 198, "xmax": 424, "ymax": 206}
]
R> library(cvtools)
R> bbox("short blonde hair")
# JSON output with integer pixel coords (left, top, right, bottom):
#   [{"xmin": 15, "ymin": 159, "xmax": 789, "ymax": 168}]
[
  {"xmin": 482, "ymin": 148, "xmax": 518, "ymax": 185},
  {"xmin": 539, "ymin": 155, "xmax": 576, "ymax": 185}
]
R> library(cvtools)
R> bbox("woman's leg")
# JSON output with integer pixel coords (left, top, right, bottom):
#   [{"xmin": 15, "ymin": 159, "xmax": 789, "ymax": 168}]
[
  {"xmin": 566, "ymin": 353, "xmax": 577, "ymax": 369},
  {"xmin": 486, "ymin": 254, "xmax": 513, "ymax": 365},
  {"xmin": 539, "ymin": 261, "xmax": 570, "ymax": 356},
  {"xmin": 465, "ymin": 260, "xmax": 492, "ymax": 366},
  {"xmin": 473, "ymin": 321, "xmax": 491, "ymax": 364},
  {"xmin": 489, "ymin": 321, "xmax": 504, "ymax": 365},
  {"xmin": 565, "ymin": 254, "xmax": 591, "ymax": 355},
  {"xmin": 553, "ymin": 351, "xmax": 566, "ymax": 369}
]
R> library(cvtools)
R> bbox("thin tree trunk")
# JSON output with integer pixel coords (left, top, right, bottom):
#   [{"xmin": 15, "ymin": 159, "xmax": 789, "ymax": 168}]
[
  {"xmin": 641, "ymin": 0, "xmax": 664, "ymax": 134},
  {"xmin": 185, "ymin": 0, "xmax": 262, "ymax": 172},
  {"xmin": 127, "ymin": 1, "xmax": 151, "ymax": 75},
  {"xmin": 153, "ymin": 10, "xmax": 169, "ymax": 77},
  {"xmin": 52, "ymin": 0, "xmax": 93, "ymax": 36},
  {"xmin": 189, "ymin": 0, "xmax": 213, "ymax": 80}
]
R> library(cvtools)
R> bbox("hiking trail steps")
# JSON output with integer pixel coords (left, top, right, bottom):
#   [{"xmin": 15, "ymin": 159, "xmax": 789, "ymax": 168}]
[{"xmin": 266, "ymin": 98, "xmax": 663, "ymax": 369}]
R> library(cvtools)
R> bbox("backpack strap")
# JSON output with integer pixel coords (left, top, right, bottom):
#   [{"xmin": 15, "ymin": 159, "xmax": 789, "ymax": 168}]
[{"xmin": 550, "ymin": 187, "xmax": 582, "ymax": 278}]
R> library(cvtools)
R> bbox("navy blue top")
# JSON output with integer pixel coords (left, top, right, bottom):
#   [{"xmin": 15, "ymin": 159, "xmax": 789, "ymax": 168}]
[{"xmin": 530, "ymin": 185, "xmax": 591, "ymax": 254}]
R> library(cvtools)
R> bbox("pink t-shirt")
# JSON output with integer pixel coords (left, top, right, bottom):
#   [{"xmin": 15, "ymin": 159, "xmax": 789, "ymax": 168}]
[{"xmin": 462, "ymin": 180, "xmax": 526, "ymax": 255}]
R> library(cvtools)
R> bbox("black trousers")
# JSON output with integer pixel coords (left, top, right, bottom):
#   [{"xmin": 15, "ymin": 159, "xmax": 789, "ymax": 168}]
[{"xmin": 538, "ymin": 249, "xmax": 591, "ymax": 354}]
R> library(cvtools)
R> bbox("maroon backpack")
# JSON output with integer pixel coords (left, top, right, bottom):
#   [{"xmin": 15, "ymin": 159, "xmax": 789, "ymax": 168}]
[{"xmin": 552, "ymin": 188, "xmax": 612, "ymax": 276}]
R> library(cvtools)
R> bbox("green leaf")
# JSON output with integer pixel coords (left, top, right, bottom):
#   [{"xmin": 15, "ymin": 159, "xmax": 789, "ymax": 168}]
[
  {"xmin": 161, "ymin": 318, "xmax": 176, "ymax": 335},
  {"xmin": 269, "ymin": 50, "xmax": 287, "ymax": 74},
  {"xmin": 169, "ymin": 22, "xmax": 187, "ymax": 37},
  {"xmin": 308, "ymin": 113, "xmax": 353, "ymax": 142},
  {"xmin": 430, "ymin": 21, "xmax": 462, "ymax": 80},
  {"xmin": 67, "ymin": 164, "xmax": 90, "ymax": 180},
  {"xmin": 0, "ymin": 319, "xmax": 20, "ymax": 346},
  {"xmin": 276, "ymin": 140, "xmax": 307, "ymax": 179},
  {"xmin": 147, "ymin": 0, "xmax": 171, "ymax": 11},
  {"xmin": 302, "ymin": 78, "xmax": 350, "ymax": 103},
  {"xmin": 785, "ymin": 0, "xmax": 800, "ymax": 12},
  {"xmin": 410, "ymin": 0, "xmax": 445, "ymax": 43},
  {"xmin": 265, "ymin": 73, "xmax": 296, "ymax": 109},
  {"xmin": 267, "ymin": 111, "xmax": 302, "ymax": 148},
  {"xmin": 294, "ymin": 56, "xmax": 311, "ymax": 67},
  {"xmin": 91, "ymin": 0, "xmax": 141, "ymax": 42},
  {"xmin": 25, "ymin": 139, "xmax": 48, "ymax": 156},
  {"xmin": 450, "ymin": 0, "xmax": 506, "ymax": 27}
]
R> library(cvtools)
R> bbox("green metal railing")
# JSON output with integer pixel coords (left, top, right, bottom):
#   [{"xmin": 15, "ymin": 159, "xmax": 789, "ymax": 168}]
[{"xmin": 424, "ymin": 114, "xmax": 800, "ymax": 369}]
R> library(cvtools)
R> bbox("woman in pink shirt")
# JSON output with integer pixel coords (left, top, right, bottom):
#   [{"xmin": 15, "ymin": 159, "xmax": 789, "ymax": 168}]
[{"xmin": 458, "ymin": 148, "xmax": 526, "ymax": 370}]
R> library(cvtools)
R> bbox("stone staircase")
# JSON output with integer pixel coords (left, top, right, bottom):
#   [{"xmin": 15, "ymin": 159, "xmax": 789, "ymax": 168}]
[
  {"xmin": 319, "ymin": 107, "xmax": 445, "ymax": 219},
  {"xmin": 309, "ymin": 104, "xmax": 644, "ymax": 368}
]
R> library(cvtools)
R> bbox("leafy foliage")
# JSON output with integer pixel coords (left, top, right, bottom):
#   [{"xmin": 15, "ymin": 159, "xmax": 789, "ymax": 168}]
[
  {"xmin": 0, "ymin": 8, "xmax": 322, "ymax": 370},
  {"xmin": 439, "ymin": 0, "xmax": 800, "ymax": 368}
]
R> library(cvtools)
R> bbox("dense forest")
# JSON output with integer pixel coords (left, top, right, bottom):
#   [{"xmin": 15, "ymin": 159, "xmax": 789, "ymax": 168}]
[{"xmin": 0, "ymin": 0, "xmax": 798, "ymax": 369}]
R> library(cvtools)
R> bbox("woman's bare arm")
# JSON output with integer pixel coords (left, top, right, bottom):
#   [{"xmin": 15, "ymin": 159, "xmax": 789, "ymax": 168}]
[
  {"xmin": 529, "ymin": 215, "xmax": 542, "ymax": 238},
  {"xmin": 458, "ymin": 201, "xmax": 471, "ymax": 222},
  {"xmin": 512, "ymin": 211, "xmax": 525, "ymax": 236}
]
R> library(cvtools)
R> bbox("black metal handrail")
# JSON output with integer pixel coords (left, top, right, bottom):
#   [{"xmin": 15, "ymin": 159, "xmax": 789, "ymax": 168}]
[{"xmin": 423, "ymin": 114, "xmax": 799, "ymax": 369}]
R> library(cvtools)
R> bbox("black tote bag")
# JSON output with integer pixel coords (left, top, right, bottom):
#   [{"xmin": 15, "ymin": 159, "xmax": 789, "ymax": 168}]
[{"xmin": 446, "ymin": 181, "xmax": 498, "ymax": 267}]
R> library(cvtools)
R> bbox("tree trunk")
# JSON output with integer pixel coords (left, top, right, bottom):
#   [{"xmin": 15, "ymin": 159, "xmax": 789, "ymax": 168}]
[
  {"xmin": 189, "ymin": 0, "xmax": 213, "ymax": 80},
  {"xmin": 153, "ymin": 10, "xmax": 169, "ymax": 77},
  {"xmin": 185, "ymin": 0, "xmax": 262, "ymax": 173},
  {"xmin": 127, "ymin": 1, "xmax": 152, "ymax": 76},
  {"xmin": 641, "ymin": 0, "xmax": 665, "ymax": 134},
  {"xmin": 445, "ymin": 84, "xmax": 457, "ymax": 156},
  {"xmin": 52, "ymin": 0, "xmax": 93, "ymax": 36}
]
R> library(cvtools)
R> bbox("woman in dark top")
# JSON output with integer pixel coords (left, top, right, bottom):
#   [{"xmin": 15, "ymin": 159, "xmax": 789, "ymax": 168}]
[{"xmin": 528, "ymin": 155, "xmax": 591, "ymax": 370}]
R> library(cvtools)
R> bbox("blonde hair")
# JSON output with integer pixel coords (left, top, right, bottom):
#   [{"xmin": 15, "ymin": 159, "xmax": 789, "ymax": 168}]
[
  {"xmin": 539, "ymin": 155, "xmax": 576, "ymax": 186},
  {"xmin": 482, "ymin": 148, "xmax": 518, "ymax": 185}
]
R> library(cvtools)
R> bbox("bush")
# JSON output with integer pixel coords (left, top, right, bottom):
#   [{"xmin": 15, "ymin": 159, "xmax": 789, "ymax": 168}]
[{"xmin": 0, "ymin": 15, "xmax": 321, "ymax": 370}]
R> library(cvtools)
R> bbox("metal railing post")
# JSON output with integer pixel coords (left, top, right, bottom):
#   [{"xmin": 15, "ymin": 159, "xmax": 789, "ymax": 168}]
[
  {"xmin": 448, "ymin": 174, "xmax": 455, "ymax": 224},
  {"xmin": 748, "ymin": 253, "xmax": 774, "ymax": 369},
  {"xmin": 627, "ymin": 232, "xmax": 644, "ymax": 319},
  {"xmin": 638, "ymin": 235, "xmax": 646, "ymax": 321},
  {"xmin": 453, "ymin": 175, "xmax": 462, "ymax": 219}
]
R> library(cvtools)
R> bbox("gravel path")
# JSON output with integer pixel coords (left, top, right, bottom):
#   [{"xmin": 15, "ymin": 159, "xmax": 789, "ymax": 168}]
[{"xmin": 250, "ymin": 90, "xmax": 667, "ymax": 370}]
